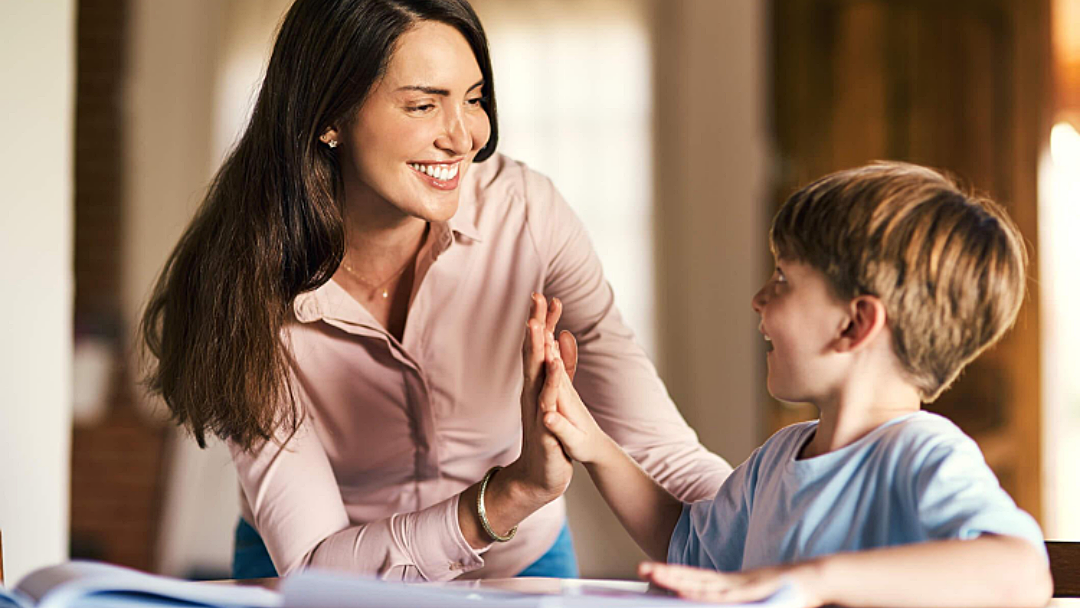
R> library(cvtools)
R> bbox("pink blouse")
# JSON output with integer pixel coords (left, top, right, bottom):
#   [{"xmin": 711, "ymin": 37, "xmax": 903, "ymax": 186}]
[{"xmin": 229, "ymin": 154, "xmax": 733, "ymax": 581}]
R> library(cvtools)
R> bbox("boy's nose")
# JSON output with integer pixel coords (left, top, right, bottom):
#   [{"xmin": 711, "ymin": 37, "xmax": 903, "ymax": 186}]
[{"xmin": 751, "ymin": 286, "xmax": 766, "ymax": 313}]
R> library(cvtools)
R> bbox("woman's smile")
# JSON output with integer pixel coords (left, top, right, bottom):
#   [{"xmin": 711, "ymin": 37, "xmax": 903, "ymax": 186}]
[{"xmin": 408, "ymin": 160, "xmax": 462, "ymax": 190}]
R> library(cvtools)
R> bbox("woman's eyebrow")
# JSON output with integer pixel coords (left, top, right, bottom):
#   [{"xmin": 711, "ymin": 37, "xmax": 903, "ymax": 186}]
[{"xmin": 395, "ymin": 79, "xmax": 485, "ymax": 96}]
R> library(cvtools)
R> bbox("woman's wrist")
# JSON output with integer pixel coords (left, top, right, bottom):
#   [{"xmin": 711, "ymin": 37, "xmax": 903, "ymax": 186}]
[
  {"xmin": 457, "ymin": 464, "xmax": 552, "ymax": 550},
  {"xmin": 497, "ymin": 460, "xmax": 559, "ymax": 512}
]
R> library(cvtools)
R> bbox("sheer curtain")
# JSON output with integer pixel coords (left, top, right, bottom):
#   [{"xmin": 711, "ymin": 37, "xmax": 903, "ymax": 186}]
[
  {"xmin": 471, "ymin": 0, "xmax": 657, "ymax": 357},
  {"xmin": 470, "ymin": 0, "xmax": 658, "ymax": 576}
]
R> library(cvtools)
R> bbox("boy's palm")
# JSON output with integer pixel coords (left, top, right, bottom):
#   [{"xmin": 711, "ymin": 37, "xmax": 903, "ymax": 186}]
[
  {"xmin": 638, "ymin": 562, "xmax": 817, "ymax": 607},
  {"xmin": 540, "ymin": 344, "xmax": 607, "ymax": 464}
]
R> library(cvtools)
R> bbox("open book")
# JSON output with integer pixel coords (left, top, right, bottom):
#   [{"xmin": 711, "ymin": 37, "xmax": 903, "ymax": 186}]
[
  {"xmin": 277, "ymin": 570, "xmax": 806, "ymax": 608},
  {"xmin": 0, "ymin": 561, "xmax": 803, "ymax": 608},
  {"xmin": 0, "ymin": 561, "xmax": 280, "ymax": 608}
]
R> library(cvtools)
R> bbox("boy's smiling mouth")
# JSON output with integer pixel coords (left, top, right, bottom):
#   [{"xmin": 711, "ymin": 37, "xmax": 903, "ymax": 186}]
[{"xmin": 759, "ymin": 324, "xmax": 775, "ymax": 352}]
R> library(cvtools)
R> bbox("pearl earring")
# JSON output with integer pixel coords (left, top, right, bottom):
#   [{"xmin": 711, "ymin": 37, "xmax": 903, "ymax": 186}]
[{"xmin": 327, "ymin": 139, "xmax": 338, "ymax": 148}]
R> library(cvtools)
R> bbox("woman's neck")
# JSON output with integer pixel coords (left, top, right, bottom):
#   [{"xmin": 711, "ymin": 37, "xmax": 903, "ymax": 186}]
[{"xmin": 341, "ymin": 186, "xmax": 428, "ymax": 275}]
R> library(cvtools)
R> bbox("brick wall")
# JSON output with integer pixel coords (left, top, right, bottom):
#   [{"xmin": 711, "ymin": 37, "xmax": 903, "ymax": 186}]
[{"xmin": 70, "ymin": 0, "xmax": 169, "ymax": 572}]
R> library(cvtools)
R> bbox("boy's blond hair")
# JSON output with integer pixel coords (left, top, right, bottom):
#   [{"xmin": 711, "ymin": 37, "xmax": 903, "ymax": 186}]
[{"xmin": 770, "ymin": 161, "xmax": 1027, "ymax": 402}]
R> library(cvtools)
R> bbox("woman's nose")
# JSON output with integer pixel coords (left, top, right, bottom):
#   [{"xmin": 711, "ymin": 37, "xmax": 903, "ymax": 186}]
[{"xmin": 435, "ymin": 110, "xmax": 473, "ymax": 155}]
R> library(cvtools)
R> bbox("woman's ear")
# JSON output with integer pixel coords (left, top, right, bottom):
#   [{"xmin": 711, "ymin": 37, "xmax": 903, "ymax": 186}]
[
  {"xmin": 836, "ymin": 295, "xmax": 887, "ymax": 353},
  {"xmin": 319, "ymin": 128, "xmax": 340, "ymax": 148}
]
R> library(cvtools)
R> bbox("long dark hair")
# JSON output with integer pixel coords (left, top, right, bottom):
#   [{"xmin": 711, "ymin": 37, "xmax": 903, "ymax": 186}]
[{"xmin": 140, "ymin": 0, "xmax": 498, "ymax": 450}]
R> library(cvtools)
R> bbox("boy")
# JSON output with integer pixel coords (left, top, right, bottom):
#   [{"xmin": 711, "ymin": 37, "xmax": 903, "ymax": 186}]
[{"xmin": 536, "ymin": 162, "xmax": 1051, "ymax": 607}]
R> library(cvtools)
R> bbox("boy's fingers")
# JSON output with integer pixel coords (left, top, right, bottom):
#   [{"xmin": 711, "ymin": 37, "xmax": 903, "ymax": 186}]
[
  {"xmin": 645, "ymin": 564, "xmax": 720, "ymax": 588},
  {"xmin": 543, "ymin": 412, "xmax": 580, "ymax": 445},
  {"xmin": 539, "ymin": 366, "xmax": 560, "ymax": 405}
]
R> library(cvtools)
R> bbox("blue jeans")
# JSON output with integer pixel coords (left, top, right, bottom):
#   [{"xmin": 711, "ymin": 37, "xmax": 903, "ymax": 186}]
[{"xmin": 232, "ymin": 517, "xmax": 579, "ymax": 579}]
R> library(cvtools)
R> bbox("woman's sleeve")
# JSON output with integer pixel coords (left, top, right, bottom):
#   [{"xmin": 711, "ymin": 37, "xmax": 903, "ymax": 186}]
[
  {"xmin": 229, "ymin": 414, "xmax": 486, "ymax": 581},
  {"xmin": 522, "ymin": 168, "xmax": 733, "ymax": 503}
]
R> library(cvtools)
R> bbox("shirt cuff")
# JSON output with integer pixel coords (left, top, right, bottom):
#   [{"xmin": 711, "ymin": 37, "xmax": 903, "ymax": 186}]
[{"xmin": 408, "ymin": 493, "xmax": 486, "ymax": 581}]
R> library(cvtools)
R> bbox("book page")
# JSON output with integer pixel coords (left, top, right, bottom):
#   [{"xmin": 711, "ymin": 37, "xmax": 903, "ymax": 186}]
[
  {"xmin": 281, "ymin": 570, "xmax": 805, "ymax": 608},
  {"xmin": 13, "ymin": 562, "xmax": 280, "ymax": 608}
]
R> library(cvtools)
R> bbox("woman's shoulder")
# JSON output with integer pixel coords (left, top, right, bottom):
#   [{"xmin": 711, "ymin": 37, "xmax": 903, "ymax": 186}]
[
  {"xmin": 465, "ymin": 153, "xmax": 562, "ymax": 211},
  {"xmin": 459, "ymin": 153, "xmax": 569, "ymax": 239}
]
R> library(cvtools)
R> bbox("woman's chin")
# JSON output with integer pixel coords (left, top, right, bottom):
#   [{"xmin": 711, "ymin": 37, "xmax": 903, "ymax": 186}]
[{"xmin": 416, "ymin": 196, "xmax": 460, "ymax": 223}]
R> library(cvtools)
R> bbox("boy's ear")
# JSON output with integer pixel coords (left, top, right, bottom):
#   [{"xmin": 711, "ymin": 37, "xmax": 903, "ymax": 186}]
[{"xmin": 836, "ymin": 295, "xmax": 887, "ymax": 353}]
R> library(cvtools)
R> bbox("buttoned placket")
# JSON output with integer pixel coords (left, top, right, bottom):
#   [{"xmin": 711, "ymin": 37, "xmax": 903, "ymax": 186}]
[{"xmin": 303, "ymin": 223, "xmax": 470, "ymax": 508}]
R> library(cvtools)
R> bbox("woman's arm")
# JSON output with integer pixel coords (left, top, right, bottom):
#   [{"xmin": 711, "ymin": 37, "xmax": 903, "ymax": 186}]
[
  {"xmin": 640, "ymin": 535, "xmax": 1052, "ymax": 608},
  {"xmin": 457, "ymin": 293, "xmax": 575, "ymax": 548},
  {"xmin": 522, "ymin": 168, "xmax": 731, "ymax": 502},
  {"xmin": 232, "ymin": 421, "xmax": 483, "ymax": 580},
  {"xmin": 233, "ymin": 295, "xmax": 574, "ymax": 580}
]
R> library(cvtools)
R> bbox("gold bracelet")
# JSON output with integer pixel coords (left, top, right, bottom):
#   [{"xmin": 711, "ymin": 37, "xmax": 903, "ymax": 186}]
[{"xmin": 477, "ymin": 466, "xmax": 517, "ymax": 542}]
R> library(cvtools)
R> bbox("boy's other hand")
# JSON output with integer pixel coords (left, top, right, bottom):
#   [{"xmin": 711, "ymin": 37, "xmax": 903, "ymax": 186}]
[
  {"xmin": 637, "ymin": 562, "xmax": 818, "ymax": 607},
  {"xmin": 539, "ymin": 341, "xmax": 611, "ymax": 464}
]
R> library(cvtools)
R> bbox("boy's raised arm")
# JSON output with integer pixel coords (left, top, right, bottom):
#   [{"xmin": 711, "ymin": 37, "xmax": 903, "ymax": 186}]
[{"xmin": 539, "ymin": 345, "xmax": 685, "ymax": 562}]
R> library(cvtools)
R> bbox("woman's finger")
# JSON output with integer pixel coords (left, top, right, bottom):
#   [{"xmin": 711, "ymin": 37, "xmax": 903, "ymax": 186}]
[
  {"xmin": 545, "ymin": 296, "xmax": 561, "ymax": 336},
  {"xmin": 533, "ymin": 293, "xmax": 549, "ymax": 327},
  {"xmin": 522, "ymin": 319, "xmax": 544, "ymax": 386},
  {"xmin": 558, "ymin": 330, "xmax": 578, "ymax": 382}
]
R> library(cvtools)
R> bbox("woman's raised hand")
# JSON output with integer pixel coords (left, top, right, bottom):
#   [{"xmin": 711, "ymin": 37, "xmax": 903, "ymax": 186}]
[{"xmin": 502, "ymin": 294, "xmax": 577, "ymax": 505}]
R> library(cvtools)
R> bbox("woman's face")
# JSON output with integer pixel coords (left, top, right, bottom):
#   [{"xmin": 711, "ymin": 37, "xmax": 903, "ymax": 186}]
[{"xmin": 336, "ymin": 20, "xmax": 491, "ymax": 223}]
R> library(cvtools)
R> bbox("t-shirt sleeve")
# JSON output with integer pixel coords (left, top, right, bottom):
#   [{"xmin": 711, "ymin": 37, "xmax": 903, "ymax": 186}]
[
  {"xmin": 909, "ymin": 432, "xmax": 1045, "ymax": 555},
  {"xmin": 667, "ymin": 446, "xmax": 762, "ymax": 571}
]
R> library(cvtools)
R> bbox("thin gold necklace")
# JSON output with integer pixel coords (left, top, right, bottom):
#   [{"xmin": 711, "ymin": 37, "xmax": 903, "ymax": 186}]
[{"xmin": 340, "ymin": 254, "xmax": 414, "ymax": 299}]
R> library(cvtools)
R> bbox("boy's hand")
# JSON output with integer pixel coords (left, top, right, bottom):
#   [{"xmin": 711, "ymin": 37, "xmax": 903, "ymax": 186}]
[
  {"xmin": 638, "ymin": 562, "xmax": 819, "ymax": 607},
  {"xmin": 539, "ymin": 339, "xmax": 613, "ymax": 464}
]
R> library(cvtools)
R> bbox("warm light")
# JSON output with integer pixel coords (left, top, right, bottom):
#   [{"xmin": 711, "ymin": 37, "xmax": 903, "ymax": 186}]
[
  {"xmin": 1050, "ymin": 121, "xmax": 1080, "ymax": 166},
  {"xmin": 1042, "ymin": 119, "xmax": 1080, "ymax": 538},
  {"xmin": 1056, "ymin": 0, "xmax": 1080, "ymax": 64}
]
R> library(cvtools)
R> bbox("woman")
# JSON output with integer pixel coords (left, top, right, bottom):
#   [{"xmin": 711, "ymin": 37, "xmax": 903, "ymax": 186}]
[{"xmin": 142, "ymin": 0, "xmax": 731, "ymax": 581}]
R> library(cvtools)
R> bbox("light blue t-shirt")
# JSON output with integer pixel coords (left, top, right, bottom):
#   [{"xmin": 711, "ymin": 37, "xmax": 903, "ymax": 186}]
[{"xmin": 668, "ymin": 411, "xmax": 1045, "ymax": 571}]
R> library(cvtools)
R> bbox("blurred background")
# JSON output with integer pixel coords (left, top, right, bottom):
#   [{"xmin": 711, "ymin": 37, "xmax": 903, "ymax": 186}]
[{"xmin": 1, "ymin": 0, "xmax": 1078, "ymax": 585}]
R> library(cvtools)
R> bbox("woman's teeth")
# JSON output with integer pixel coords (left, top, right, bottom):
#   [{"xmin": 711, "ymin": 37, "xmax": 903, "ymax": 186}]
[{"xmin": 410, "ymin": 163, "xmax": 459, "ymax": 181}]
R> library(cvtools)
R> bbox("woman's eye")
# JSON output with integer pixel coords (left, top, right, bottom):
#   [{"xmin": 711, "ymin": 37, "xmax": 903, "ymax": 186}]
[
  {"xmin": 467, "ymin": 97, "xmax": 484, "ymax": 107},
  {"xmin": 406, "ymin": 104, "xmax": 435, "ymax": 112}
]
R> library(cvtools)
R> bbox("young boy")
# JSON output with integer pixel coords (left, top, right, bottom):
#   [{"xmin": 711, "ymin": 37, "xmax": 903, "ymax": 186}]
[{"xmin": 536, "ymin": 162, "xmax": 1052, "ymax": 607}]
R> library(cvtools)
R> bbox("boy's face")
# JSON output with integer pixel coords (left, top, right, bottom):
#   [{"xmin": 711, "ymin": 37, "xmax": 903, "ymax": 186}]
[{"xmin": 751, "ymin": 258, "xmax": 852, "ymax": 404}]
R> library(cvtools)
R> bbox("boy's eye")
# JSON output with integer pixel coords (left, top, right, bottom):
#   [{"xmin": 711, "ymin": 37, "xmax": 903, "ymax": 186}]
[
  {"xmin": 467, "ymin": 96, "xmax": 484, "ymax": 107},
  {"xmin": 406, "ymin": 103, "xmax": 435, "ymax": 112}
]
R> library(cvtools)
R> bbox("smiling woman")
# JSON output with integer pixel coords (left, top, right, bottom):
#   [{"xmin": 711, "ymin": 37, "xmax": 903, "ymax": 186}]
[{"xmin": 140, "ymin": 0, "xmax": 731, "ymax": 582}]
